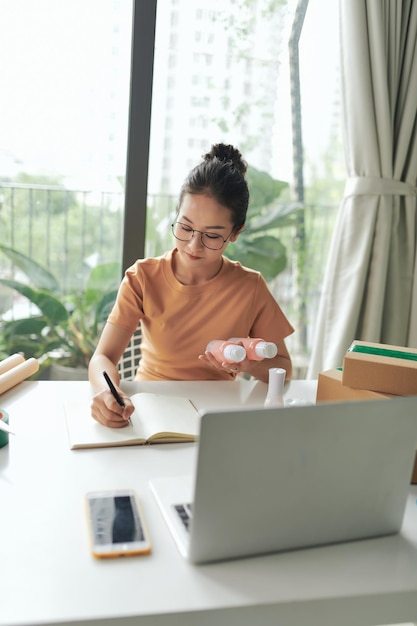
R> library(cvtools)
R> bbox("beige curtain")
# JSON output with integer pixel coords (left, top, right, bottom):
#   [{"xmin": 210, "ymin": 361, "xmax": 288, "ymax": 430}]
[{"xmin": 308, "ymin": 0, "xmax": 417, "ymax": 377}]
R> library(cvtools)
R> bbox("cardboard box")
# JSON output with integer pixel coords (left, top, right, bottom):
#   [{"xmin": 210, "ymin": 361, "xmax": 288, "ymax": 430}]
[
  {"xmin": 316, "ymin": 368, "xmax": 417, "ymax": 484},
  {"xmin": 316, "ymin": 369, "xmax": 395, "ymax": 403},
  {"xmin": 342, "ymin": 340, "xmax": 417, "ymax": 396}
]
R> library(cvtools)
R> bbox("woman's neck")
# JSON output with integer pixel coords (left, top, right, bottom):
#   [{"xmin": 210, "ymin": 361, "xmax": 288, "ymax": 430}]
[{"xmin": 172, "ymin": 253, "xmax": 223, "ymax": 286}]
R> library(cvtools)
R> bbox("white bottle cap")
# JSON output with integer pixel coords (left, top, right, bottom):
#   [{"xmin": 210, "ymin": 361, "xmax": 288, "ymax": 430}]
[
  {"xmin": 223, "ymin": 344, "xmax": 246, "ymax": 362},
  {"xmin": 255, "ymin": 341, "xmax": 278, "ymax": 358}
]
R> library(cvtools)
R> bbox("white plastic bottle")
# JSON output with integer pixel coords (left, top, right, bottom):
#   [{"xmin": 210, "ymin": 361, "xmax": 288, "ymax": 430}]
[
  {"xmin": 206, "ymin": 340, "xmax": 246, "ymax": 364},
  {"xmin": 229, "ymin": 337, "xmax": 278, "ymax": 361},
  {"xmin": 264, "ymin": 367, "xmax": 286, "ymax": 407}
]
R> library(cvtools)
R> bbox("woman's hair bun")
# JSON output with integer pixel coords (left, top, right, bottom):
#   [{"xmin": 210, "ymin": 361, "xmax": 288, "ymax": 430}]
[{"xmin": 203, "ymin": 143, "xmax": 247, "ymax": 176}]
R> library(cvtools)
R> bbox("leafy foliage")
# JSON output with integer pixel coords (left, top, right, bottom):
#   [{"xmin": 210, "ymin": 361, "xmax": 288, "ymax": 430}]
[
  {"xmin": 0, "ymin": 244, "xmax": 120, "ymax": 368},
  {"xmin": 224, "ymin": 167, "xmax": 303, "ymax": 280}
]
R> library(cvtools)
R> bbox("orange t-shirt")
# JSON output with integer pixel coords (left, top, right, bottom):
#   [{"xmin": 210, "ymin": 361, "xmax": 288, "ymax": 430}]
[{"xmin": 107, "ymin": 249, "xmax": 294, "ymax": 381}]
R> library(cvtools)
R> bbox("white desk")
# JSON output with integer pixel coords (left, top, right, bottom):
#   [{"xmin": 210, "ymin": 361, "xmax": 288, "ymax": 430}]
[{"xmin": 1, "ymin": 379, "xmax": 417, "ymax": 626}]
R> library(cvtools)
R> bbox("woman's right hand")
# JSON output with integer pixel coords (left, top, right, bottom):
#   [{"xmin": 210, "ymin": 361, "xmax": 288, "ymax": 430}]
[{"xmin": 90, "ymin": 388, "xmax": 135, "ymax": 428}]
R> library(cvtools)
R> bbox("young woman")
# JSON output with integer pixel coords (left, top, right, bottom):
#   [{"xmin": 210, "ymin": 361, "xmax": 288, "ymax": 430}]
[{"xmin": 89, "ymin": 143, "xmax": 294, "ymax": 427}]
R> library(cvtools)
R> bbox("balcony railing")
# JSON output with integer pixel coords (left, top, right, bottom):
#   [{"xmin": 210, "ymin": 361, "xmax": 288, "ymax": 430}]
[{"xmin": 0, "ymin": 182, "xmax": 124, "ymax": 292}]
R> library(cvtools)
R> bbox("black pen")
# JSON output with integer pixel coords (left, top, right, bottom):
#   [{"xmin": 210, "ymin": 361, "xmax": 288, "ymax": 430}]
[{"xmin": 102, "ymin": 371, "xmax": 132, "ymax": 426}]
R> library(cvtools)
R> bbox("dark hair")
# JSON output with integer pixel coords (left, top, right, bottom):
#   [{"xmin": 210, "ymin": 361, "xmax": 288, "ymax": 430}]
[{"xmin": 178, "ymin": 143, "xmax": 249, "ymax": 230}]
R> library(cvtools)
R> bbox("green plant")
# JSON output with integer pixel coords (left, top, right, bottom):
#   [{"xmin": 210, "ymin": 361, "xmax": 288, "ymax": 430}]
[
  {"xmin": 0, "ymin": 244, "xmax": 120, "ymax": 370},
  {"xmin": 224, "ymin": 167, "xmax": 304, "ymax": 280}
]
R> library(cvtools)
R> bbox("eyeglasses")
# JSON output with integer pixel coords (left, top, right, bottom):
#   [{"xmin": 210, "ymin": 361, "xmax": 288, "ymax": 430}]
[{"xmin": 171, "ymin": 221, "xmax": 233, "ymax": 250}]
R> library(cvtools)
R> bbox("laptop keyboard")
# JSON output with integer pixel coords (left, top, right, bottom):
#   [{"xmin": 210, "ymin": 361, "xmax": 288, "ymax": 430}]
[{"xmin": 174, "ymin": 503, "xmax": 193, "ymax": 531}]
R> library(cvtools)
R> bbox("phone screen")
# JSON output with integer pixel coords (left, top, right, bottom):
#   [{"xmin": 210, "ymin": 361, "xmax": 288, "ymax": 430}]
[{"xmin": 86, "ymin": 490, "xmax": 151, "ymax": 558}]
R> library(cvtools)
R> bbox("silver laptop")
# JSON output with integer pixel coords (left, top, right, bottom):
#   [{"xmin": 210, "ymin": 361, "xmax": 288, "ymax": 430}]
[{"xmin": 150, "ymin": 396, "xmax": 417, "ymax": 564}]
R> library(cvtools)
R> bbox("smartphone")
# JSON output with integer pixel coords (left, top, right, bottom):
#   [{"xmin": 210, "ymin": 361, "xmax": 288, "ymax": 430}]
[{"xmin": 85, "ymin": 489, "xmax": 151, "ymax": 558}]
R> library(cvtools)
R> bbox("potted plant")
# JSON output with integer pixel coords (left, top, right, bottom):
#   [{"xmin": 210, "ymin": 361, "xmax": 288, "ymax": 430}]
[{"xmin": 0, "ymin": 244, "xmax": 120, "ymax": 379}]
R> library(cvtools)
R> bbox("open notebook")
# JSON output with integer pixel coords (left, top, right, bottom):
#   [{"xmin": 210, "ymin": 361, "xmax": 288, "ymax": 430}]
[
  {"xmin": 150, "ymin": 395, "xmax": 417, "ymax": 564},
  {"xmin": 64, "ymin": 392, "xmax": 199, "ymax": 449}
]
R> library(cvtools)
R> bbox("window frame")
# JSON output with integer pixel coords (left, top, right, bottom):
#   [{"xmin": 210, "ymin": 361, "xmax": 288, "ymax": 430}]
[{"xmin": 122, "ymin": 0, "xmax": 157, "ymax": 272}]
